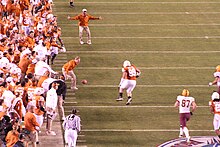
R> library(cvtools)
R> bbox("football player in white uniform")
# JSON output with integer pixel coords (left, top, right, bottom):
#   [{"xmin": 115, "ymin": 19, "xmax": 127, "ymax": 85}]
[
  {"xmin": 174, "ymin": 89, "xmax": 197, "ymax": 143},
  {"xmin": 116, "ymin": 60, "xmax": 140, "ymax": 105},
  {"xmin": 209, "ymin": 65, "xmax": 220, "ymax": 93},
  {"xmin": 209, "ymin": 91, "xmax": 220, "ymax": 138}
]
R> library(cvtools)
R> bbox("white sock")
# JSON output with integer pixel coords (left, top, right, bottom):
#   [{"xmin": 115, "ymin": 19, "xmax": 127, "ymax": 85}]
[
  {"xmin": 183, "ymin": 127, "xmax": 190, "ymax": 138},
  {"xmin": 179, "ymin": 127, "xmax": 183, "ymax": 136}
]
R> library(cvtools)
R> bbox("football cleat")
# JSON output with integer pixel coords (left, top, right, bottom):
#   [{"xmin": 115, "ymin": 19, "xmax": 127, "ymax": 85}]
[
  {"xmin": 80, "ymin": 41, "xmax": 84, "ymax": 45},
  {"xmin": 87, "ymin": 40, "xmax": 92, "ymax": 45},
  {"xmin": 116, "ymin": 97, "xmax": 123, "ymax": 101},
  {"xmin": 71, "ymin": 87, "xmax": 78, "ymax": 90},
  {"xmin": 126, "ymin": 98, "xmax": 132, "ymax": 105},
  {"xmin": 186, "ymin": 136, "xmax": 191, "ymax": 143}
]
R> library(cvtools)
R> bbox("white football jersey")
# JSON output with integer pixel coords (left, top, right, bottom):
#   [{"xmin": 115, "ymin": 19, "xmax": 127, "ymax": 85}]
[{"xmin": 177, "ymin": 95, "xmax": 195, "ymax": 113}]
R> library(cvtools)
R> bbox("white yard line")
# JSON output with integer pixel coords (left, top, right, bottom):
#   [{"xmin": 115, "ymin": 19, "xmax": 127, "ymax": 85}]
[
  {"xmin": 61, "ymin": 23, "xmax": 220, "ymax": 26},
  {"xmin": 81, "ymin": 129, "xmax": 213, "ymax": 132},
  {"xmin": 64, "ymin": 105, "xmax": 208, "ymax": 108},
  {"xmin": 54, "ymin": 1, "xmax": 220, "ymax": 4},
  {"xmin": 76, "ymin": 67, "xmax": 214, "ymax": 70},
  {"xmin": 76, "ymin": 85, "xmax": 212, "ymax": 88},
  {"xmin": 57, "ymin": 12, "xmax": 220, "ymax": 15},
  {"xmin": 62, "ymin": 36, "xmax": 220, "ymax": 39},
  {"xmin": 64, "ymin": 50, "xmax": 220, "ymax": 54}
]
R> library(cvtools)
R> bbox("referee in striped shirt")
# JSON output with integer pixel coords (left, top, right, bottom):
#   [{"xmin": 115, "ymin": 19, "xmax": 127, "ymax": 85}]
[{"xmin": 62, "ymin": 108, "xmax": 81, "ymax": 147}]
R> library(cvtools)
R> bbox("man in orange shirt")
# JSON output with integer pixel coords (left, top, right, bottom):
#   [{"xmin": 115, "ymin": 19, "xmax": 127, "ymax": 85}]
[
  {"xmin": 5, "ymin": 121, "xmax": 19, "ymax": 147},
  {"xmin": 62, "ymin": 56, "xmax": 80, "ymax": 90},
  {"xmin": 24, "ymin": 103, "xmax": 40, "ymax": 147},
  {"xmin": 67, "ymin": 9, "xmax": 102, "ymax": 45}
]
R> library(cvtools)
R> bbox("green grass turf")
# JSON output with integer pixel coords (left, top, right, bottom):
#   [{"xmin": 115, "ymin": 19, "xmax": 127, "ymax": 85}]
[{"xmin": 52, "ymin": 0, "xmax": 220, "ymax": 146}]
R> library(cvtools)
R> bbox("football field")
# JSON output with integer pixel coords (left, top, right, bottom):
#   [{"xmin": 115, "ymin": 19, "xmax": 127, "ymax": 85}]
[{"xmin": 52, "ymin": 0, "xmax": 220, "ymax": 146}]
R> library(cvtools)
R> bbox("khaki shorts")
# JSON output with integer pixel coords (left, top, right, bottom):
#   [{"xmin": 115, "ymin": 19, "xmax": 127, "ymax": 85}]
[{"xmin": 24, "ymin": 130, "xmax": 37, "ymax": 143}]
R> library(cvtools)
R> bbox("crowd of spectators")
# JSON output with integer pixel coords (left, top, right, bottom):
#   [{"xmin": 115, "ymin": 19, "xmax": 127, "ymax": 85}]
[{"xmin": 0, "ymin": 0, "xmax": 68, "ymax": 146}]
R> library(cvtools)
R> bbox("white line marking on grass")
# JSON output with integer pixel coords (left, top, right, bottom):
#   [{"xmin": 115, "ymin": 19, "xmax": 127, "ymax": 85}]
[
  {"xmin": 76, "ymin": 67, "xmax": 214, "ymax": 70},
  {"xmin": 62, "ymin": 36, "xmax": 220, "ymax": 39},
  {"xmin": 54, "ymin": 1, "xmax": 220, "ymax": 4},
  {"xmin": 77, "ymin": 85, "xmax": 212, "ymax": 88},
  {"xmin": 64, "ymin": 105, "xmax": 208, "ymax": 108},
  {"xmin": 61, "ymin": 23, "xmax": 220, "ymax": 26},
  {"xmin": 65, "ymin": 50, "xmax": 220, "ymax": 54},
  {"xmin": 57, "ymin": 12, "xmax": 220, "ymax": 15},
  {"xmin": 82, "ymin": 129, "xmax": 213, "ymax": 132}
]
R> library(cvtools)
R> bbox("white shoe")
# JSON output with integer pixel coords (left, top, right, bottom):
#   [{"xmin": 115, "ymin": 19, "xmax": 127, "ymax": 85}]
[
  {"xmin": 87, "ymin": 40, "xmax": 92, "ymax": 45},
  {"xmin": 80, "ymin": 41, "xmax": 84, "ymax": 45},
  {"xmin": 71, "ymin": 87, "xmax": 78, "ymax": 90},
  {"xmin": 46, "ymin": 131, "xmax": 56, "ymax": 136},
  {"xmin": 116, "ymin": 97, "xmax": 123, "ymax": 101},
  {"xmin": 179, "ymin": 135, "xmax": 183, "ymax": 138},
  {"xmin": 186, "ymin": 136, "xmax": 191, "ymax": 143},
  {"xmin": 126, "ymin": 98, "xmax": 132, "ymax": 105},
  {"xmin": 61, "ymin": 117, "xmax": 65, "ymax": 121}
]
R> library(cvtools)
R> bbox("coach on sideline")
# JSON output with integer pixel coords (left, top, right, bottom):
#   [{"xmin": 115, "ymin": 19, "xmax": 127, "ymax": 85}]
[
  {"xmin": 67, "ymin": 8, "xmax": 102, "ymax": 45},
  {"xmin": 62, "ymin": 108, "xmax": 81, "ymax": 147}
]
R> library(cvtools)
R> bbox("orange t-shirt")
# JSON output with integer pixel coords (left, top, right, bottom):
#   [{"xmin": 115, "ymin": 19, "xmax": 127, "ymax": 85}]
[
  {"xmin": 5, "ymin": 130, "xmax": 19, "ymax": 147},
  {"xmin": 24, "ymin": 112, "xmax": 40, "ymax": 131},
  {"xmin": 63, "ymin": 60, "xmax": 77, "ymax": 72},
  {"xmin": 69, "ymin": 14, "xmax": 99, "ymax": 26}
]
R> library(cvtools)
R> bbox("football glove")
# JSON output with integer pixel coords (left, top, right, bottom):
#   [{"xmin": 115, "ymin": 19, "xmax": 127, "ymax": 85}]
[
  {"xmin": 136, "ymin": 71, "xmax": 141, "ymax": 78},
  {"xmin": 208, "ymin": 82, "xmax": 213, "ymax": 86}
]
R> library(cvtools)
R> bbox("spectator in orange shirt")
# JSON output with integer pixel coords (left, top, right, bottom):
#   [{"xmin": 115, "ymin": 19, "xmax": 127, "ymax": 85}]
[
  {"xmin": 24, "ymin": 103, "xmax": 40, "ymax": 147},
  {"xmin": 5, "ymin": 121, "xmax": 19, "ymax": 147},
  {"xmin": 62, "ymin": 56, "xmax": 80, "ymax": 90},
  {"xmin": 67, "ymin": 9, "xmax": 102, "ymax": 45}
]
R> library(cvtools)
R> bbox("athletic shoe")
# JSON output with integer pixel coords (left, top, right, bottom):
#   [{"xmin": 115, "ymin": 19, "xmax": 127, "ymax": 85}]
[
  {"xmin": 186, "ymin": 136, "xmax": 191, "ymax": 143},
  {"xmin": 70, "ymin": 4, "xmax": 74, "ymax": 7},
  {"xmin": 126, "ymin": 98, "xmax": 132, "ymax": 105},
  {"xmin": 179, "ymin": 135, "xmax": 183, "ymax": 138},
  {"xmin": 80, "ymin": 41, "xmax": 84, "ymax": 45},
  {"xmin": 71, "ymin": 87, "xmax": 78, "ymax": 90},
  {"xmin": 46, "ymin": 131, "xmax": 56, "ymax": 136},
  {"xmin": 61, "ymin": 117, "xmax": 65, "ymax": 121},
  {"xmin": 116, "ymin": 97, "xmax": 123, "ymax": 101},
  {"xmin": 87, "ymin": 40, "xmax": 92, "ymax": 45}
]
